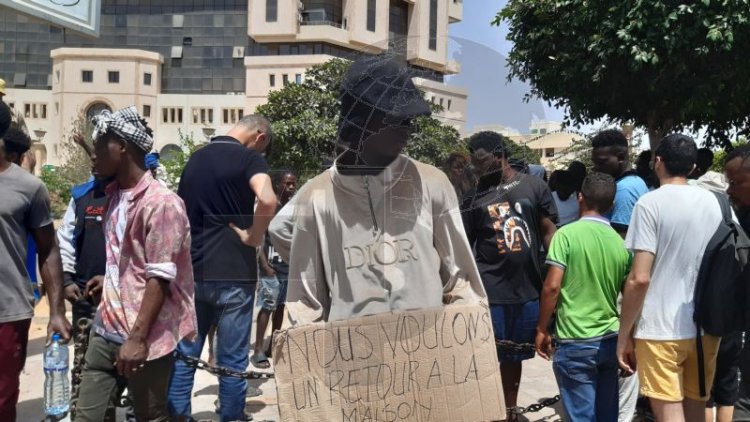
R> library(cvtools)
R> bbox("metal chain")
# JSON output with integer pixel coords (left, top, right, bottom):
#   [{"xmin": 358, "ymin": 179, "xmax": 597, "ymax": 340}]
[
  {"xmin": 173, "ymin": 350, "xmax": 274, "ymax": 380},
  {"xmin": 69, "ymin": 316, "xmax": 92, "ymax": 418},
  {"xmin": 495, "ymin": 339, "xmax": 560, "ymax": 415},
  {"xmin": 508, "ymin": 395, "xmax": 562, "ymax": 416},
  {"xmin": 495, "ymin": 339, "xmax": 537, "ymax": 354}
]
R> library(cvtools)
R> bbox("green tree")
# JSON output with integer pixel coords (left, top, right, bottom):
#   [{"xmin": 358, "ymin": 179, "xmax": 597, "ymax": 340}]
[
  {"xmin": 161, "ymin": 130, "xmax": 204, "ymax": 190},
  {"xmin": 257, "ymin": 58, "xmax": 465, "ymax": 180},
  {"xmin": 496, "ymin": 1, "xmax": 750, "ymax": 149},
  {"xmin": 549, "ymin": 125, "xmax": 645, "ymax": 171},
  {"xmin": 40, "ymin": 115, "xmax": 96, "ymax": 217}
]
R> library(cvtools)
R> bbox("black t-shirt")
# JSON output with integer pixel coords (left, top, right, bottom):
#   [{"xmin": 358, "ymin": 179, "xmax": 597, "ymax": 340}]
[
  {"xmin": 178, "ymin": 136, "xmax": 268, "ymax": 283},
  {"xmin": 462, "ymin": 173, "xmax": 558, "ymax": 305}
]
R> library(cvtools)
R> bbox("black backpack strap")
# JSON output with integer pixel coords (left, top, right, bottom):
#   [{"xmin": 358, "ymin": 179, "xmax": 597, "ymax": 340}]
[
  {"xmin": 713, "ymin": 191, "xmax": 733, "ymax": 223},
  {"xmin": 696, "ymin": 329, "xmax": 706, "ymax": 398},
  {"xmin": 695, "ymin": 192, "xmax": 731, "ymax": 398}
]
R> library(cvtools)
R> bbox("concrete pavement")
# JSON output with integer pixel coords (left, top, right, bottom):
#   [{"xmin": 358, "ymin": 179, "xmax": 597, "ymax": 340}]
[{"xmin": 18, "ymin": 299, "xmax": 562, "ymax": 422}]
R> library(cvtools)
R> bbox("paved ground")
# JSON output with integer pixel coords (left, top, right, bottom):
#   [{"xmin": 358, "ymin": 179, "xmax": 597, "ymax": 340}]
[{"xmin": 18, "ymin": 299, "xmax": 562, "ymax": 422}]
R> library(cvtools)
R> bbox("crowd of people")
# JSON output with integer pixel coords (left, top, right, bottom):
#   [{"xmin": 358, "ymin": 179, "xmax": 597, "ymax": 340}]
[{"xmin": 1, "ymin": 52, "xmax": 750, "ymax": 422}]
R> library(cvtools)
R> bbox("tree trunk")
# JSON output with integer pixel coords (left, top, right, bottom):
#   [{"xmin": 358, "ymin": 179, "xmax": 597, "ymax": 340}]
[{"xmin": 647, "ymin": 125, "xmax": 668, "ymax": 153}]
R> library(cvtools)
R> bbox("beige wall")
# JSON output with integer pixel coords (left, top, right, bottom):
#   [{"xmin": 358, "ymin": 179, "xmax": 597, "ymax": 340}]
[
  {"xmin": 155, "ymin": 94, "xmax": 247, "ymax": 151},
  {"xmin": 413, "ymin": 76, "xmax": 468, "ymax": 135},
  {"xmin": 48, "ymin": 48, "xmax": 163, "ymax": 165},
  {"xmin": 248, "ymin": 0, "xmax": 299, "ymax": 41},
  {"xmin": 346, "ymin": 0, "xmax": 388, "ymax": 50},
  {"xmin": 244, "ymin": 54, "xmax": 335, "ymax": 111},
  {"xmin": 247, "ymin": 0, "xmax": 460, "ymax": 73},
  {"xmin": 407, "ymin": 0, "xmax": 449, "ymax": 72}
]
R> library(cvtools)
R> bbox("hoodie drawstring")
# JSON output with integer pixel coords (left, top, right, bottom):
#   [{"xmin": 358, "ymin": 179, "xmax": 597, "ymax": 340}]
[{"xmin": 362, "ymin": 175, "xmax": 379, "ymax": 237}]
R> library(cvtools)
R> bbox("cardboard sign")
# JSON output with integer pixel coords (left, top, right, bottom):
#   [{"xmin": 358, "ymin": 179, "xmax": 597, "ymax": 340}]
[{"xmin": 273, "ymin": 304, "xmax": 505, "ymax": 421}]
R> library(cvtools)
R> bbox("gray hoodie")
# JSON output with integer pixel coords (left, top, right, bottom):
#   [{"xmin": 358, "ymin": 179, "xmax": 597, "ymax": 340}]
[{"xmin": 268, "ymin": 154, "xmax": 487, "ymax": 325}]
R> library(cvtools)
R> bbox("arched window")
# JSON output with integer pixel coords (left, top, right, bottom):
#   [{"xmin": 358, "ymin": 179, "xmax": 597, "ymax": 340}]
[
  {"xmin": 85, "ymin": 102, "xmax": 112, "ymax": 120},
  {"xmin": 160, "ymin": 144, "xmax": 182, "ymax": 162}
]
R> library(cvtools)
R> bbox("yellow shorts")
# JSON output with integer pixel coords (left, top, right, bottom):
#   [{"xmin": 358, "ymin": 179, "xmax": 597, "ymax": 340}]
[{"xmin": 635, "ymin": 336, "xmax": 721, "ymax": 402}]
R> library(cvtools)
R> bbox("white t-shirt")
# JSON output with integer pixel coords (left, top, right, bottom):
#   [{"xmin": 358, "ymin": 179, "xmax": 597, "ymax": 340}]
[
  {"xmin": 625, "ymin": 184, "xmax": 722, "ymax": 340},
  {"xmin": 552, "ymin": 191, "xmax": 579, "ymax": 226}
]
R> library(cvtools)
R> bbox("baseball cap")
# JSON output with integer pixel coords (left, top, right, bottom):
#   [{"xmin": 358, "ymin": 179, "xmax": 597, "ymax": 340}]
[{"xmin": 338, "ymin": 54, "xmax": 432, "ymax": 147}]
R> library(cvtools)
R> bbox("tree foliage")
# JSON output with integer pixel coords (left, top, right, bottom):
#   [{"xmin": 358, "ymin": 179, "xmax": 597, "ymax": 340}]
[
  {"xmin": 40, "ymin": 115, "xmax": 96, "ymax": 218},
  {"xmin": 161, "ymin": 130, "xmax": 204, "ymax": 190},
  {"xmin": 496, "ymin": 1, "xmax": 750, "ymax": 148},
  {"xmin": 257, "ymin": 58, "xmax": 465, "ymax": 180}
]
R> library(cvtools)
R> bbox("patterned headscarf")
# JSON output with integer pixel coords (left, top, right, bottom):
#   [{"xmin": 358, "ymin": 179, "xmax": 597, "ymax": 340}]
[{"xmin": 91, "ymin": 105, "xmax": 153, "ymax": 152}]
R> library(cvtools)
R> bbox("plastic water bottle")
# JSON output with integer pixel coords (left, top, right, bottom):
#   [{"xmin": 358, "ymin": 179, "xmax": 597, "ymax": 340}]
[{"xmin": 44, "ymin": 333, "xmax": 70, "ymax": 416}]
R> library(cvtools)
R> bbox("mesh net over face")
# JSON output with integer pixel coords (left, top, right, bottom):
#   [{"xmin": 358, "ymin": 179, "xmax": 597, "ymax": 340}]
[{"xmin": 336, "ymin": 47, "xmax": 433, "ymax": 157}]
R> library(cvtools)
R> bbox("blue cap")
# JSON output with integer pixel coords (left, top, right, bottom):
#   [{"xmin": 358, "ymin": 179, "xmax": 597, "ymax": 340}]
[
  {"xmin": 144, "ymin": 152, "xmax": 160, "ymax": 170},
  {"xmin": 52, "ymin": 333, "xmax": 61, "ymax": 341}
]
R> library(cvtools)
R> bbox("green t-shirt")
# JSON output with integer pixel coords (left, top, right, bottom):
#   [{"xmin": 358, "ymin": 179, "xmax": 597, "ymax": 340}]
[{"xmin": 546, "ymin": 217, "xmax": 632, "ymax": 340}]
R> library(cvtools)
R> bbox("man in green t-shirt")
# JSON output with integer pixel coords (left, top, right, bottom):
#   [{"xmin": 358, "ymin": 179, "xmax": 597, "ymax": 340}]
[{"xmin": 536, "ymin": 172, "xmax": 632, "ymax": 421}]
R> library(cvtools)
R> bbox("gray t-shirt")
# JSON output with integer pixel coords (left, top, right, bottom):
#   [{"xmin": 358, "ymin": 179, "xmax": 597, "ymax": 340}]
[
  {"xmin": 625, "ymin": 184, "xmax": 721, "ymax": 340},
  {"xmin": 0, "ymin": 163, "xmax": 52, "ymax": 323}
]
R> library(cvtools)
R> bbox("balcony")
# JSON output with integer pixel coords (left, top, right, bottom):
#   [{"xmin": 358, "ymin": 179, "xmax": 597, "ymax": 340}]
[{"xmin": 300, "ymin": 9, "xmax": 342, "ymax": 28}]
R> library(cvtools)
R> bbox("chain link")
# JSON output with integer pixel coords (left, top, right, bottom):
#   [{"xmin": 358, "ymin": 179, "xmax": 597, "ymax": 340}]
[
  {"xmin": 70, "ymin": 316, "xmax": 92, "ymax": 418},
  {"xmin": 495, "ymin": 339, "xmax": 537, "ymax": 354},
  {"xmin": 508, "ymin": 395, "xmax": 561, "ymax": 416},
  {"xmin": 173, "ymin": 350, "xmax": 274, "ymax": 380},
  {"xmin": 494, "ymin": 339, "xmax": 560, "ymax": 416}
]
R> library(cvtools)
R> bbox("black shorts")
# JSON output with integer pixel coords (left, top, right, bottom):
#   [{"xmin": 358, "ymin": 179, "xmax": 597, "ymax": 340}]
[{"xmin": 707, "ymin": 331, "xmax": 742, "ymax": 407}]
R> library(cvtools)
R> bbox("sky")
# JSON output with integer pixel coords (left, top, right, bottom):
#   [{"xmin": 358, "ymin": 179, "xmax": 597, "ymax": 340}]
[{"xmin": 446, "ymin": 1, "xmax": 566, "ymax": 134}]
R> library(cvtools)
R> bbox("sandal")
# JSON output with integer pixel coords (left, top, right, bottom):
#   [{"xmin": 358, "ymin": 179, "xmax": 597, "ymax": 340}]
[{"xmin": 250, "ymin": 352, "xmax": 271, "ymax": 370}]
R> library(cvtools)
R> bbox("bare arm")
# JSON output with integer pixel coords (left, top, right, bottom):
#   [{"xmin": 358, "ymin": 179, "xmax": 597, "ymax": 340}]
[
  {"xmin": 536, "ymin": 265, "xmax": 564, "ymax": 360},
  {"xmin": 230, "ymin": 174, "xmax": 278, "ymax": 247},
  {"xmin": 617, "ymin": 250, "xmax": 655, "ymax": 375},
  {"xmin": 540, "ymin": 216, "xmax": 557, "ymax": 251},
  {"xmin": 116, "ymin": 277, "xmax": 168, "ymax": 376},
  {"xmin": 33, "ymin": 224, "xmax": 72, "ymax": 342}
]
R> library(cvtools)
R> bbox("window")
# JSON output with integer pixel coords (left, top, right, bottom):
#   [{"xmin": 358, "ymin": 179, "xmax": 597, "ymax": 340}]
[
  {"xmin": 183, "ymin": 37, "xmax": 192, "ymax": 46},
  {"xmin": 143, "ymin": 73, "xmax": 152, "ymax": 86},
  {"xmin": 431, "ymin": 96, "xmax": 436, "ymax": 103},
  {"xmin": 282, "ymin": 74, "xmax": 289, "ymax": 86},
  {"xmin": 172, "ymin": 14, "xmax": 184, "ymax": 28},
  {"xmin": 162, "ymin": 107, "xmax": 184, "ymax": 124},
  {"xmin": 23, "ymin": 103, "xmax": 47, "ymax": 119},
  {"xmin": 143, "ymin": 105, "xmax": 151, "ymax": 118},
  {"xmin": 8, "ymin": 102, "xmax": 14, "ymax": 110},
  {"xmin": 447, "ymin": 99, "xmax": 452, "ymax": 110},
  {"xmin": 545, "ymin": 148, "xmax": 555, "ymax": 158},
  {"xmin": 82, "ymin": 70, "xmax": 93, "ymax": 83},
  {"xmin": 266, "ymin": 0, "xmax": 278, "ymax": 22},
  {"xmin": 171, "ymin": 46, "xmax": 183, "ymax": 59},
  {"xmin": 108, "ymin": 71, "xmax": 120, "ymax": 84},
  {"xmin": 55, "ymin": 70, "xmax": 60, "ymax": 84},
  {"xmin": 439, "ymin": 98, "xmax": 444, "ymax": 108},
  {"xmin": 429, "ymin": 0, "xmax": 438, "ymax": 51},
  {"xmin": 269, "ymin": 74, "xmax": 276, "ymax": 87},
  {"xmin": 540, "ymin": 128, "xmax": 547, "ymax": 135},
  {"xmin": 13, "ymin": 73, "xmax": 26, "ymax": 87},
  {"xmin": 295, "ymin": 74, "xmax": 302, "ymax": 84},
  {"xmin": 192, "ymin": 107, "xmax": 214, "ymax": 124},
  {"xmin": 367, "ymin": 0, "xmax": 376, "ymax": 32},
  {"xmin": 222, "ymin": 108, "xmax": 244, "ymax": 125}
]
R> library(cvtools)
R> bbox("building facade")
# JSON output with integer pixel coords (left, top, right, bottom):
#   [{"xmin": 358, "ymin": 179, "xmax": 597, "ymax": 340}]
[
  {"xmin": 0, "ymin": 0, "xmax": 466, "ymax": 166},
  {"xmin": 471, "ymin": 120, "xmax": 587, "ymax": 169}
]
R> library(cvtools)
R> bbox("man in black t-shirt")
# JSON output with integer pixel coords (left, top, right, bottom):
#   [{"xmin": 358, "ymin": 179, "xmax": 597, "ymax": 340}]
[
  {"xmin": 168, "ymin": 115, "xmax": 278, "ymax": 422},
  {"xmin": 250, "ymin": 169, "xmax": 296, "ymax": 370},
  {"xmin": 462, "ymin": 131, "xmax": 558, "ymax": 414}
]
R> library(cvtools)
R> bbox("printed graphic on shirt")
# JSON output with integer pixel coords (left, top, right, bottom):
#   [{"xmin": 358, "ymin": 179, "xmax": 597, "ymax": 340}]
[
  {"xmin": 487, "ymin": 201, "xmax": 531, "ymax": 255},
  {"xmin": 83, "ymin": 204, "xmax": 105, "ymax": 227}
]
